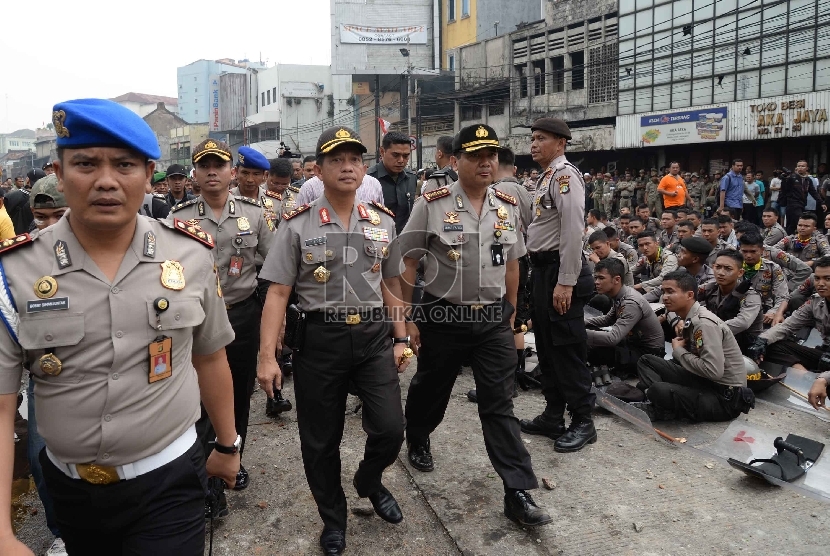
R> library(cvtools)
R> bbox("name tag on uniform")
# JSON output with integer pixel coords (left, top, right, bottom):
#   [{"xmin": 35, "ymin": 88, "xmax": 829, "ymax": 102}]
[
  {"xmin": 228, "ymin": 256, "xmax": 244, "ymax": 277},
  {"xmin": 148, "ymin": 336, "xmax": 172, "ymax": 383},
  {"xmin": 27, "ymin": 297, "xmax": 69, "ymax": 312},
  {"xmin": 443, "ymin": 224, "xmax": 463, "ymax": 232}
]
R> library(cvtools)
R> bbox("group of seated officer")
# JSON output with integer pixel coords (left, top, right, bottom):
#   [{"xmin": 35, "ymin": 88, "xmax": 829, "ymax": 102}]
[{"xmin": 580, "ymin": 212, "xmax": 830, "ymax": 422}]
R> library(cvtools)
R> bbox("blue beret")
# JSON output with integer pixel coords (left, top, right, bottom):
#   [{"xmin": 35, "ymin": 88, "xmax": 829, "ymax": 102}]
[
  {"xmin": 52, "ymin": 99, "xmax": 161, "ymax": 160},
  {"xmin": 236, "ymin": 146, "xmax": 269, "ymax": 171}
]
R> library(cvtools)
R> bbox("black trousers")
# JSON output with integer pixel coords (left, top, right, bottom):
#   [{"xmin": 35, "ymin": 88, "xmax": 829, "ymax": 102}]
[
  {"xmin": 41, "ymin": 441, "xmax": 206, "ymax": 556},
  {"xmin": 405, "ymin": 297, "xmax": 537, "ymax": 491},
  {"xmin": 765, "ymin": 339, "xmax": 822, "ymax": 369},
  {"xmin": 530, "ymin": 257, "xmax": 595, "ymax": 419},
  {"xmin": 226, "ymin": 295, "xmax": 262, "ymax": 455},
  {"xmin": 588, "ymin": 342, "xmax": 665, "ymax": 376},
  {"xmin": 637, "ymin": 355, "xmax": 749, "ymax": 422},
  {"xmin": 785, "ymin": 206, "xmax": 804, "ymax": 235},
  {"xmin": 293, "ymin": 317, "xmax": 405, "ymax": 531}
]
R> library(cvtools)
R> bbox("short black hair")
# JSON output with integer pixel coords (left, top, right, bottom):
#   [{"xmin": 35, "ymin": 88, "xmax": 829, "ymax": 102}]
[
  {"xmin": 637, "ymin": 203, "xmax": 649, "ymax": 211},
  {"xmin": 799, "ymin": 211, "xmax": 818, "ymax": 224},
  {"xmin": 598, "ymin": 211, "xmax": 608, "ymax": 221},
  {"xmin": 588, "ymin": 208, "xmax": 601, "ymax": 220},
  {"xmin": 619, "ymin": 213, "xmax": 631, "ymax": 221},
  {"xmin": 302, "ymin": 155, "xmax": 316, "ymax": 164},
  {"xmin": 436, "ymin": 136, "xmax": 454, "ymax": 155},
  {"xmin": 714, "ymin": 249, "xmax": 744, "ymax": 266},
  {"xmin": 734, "ymin": 220, "xmax": 759, "ymax": 235},
  {"xmin": 628, "ymin": 217, "xmax": 645, "ymax": 227},
  {"xmin": 762, "ymin": 207, "xmax": 778, "ymax": 216},
  {"xmin": 588, "ymin": 230, "xmax": 609, "ymax": 244},
  {"xmin": 636, "ymin": 230, "xmax": 657, "ymax": 241},
  {"xmin": 814, "ymin": 256, "xmax": 830, "ymax": 270},
  {"xmin": 382, "ymin": 132, "xmax": 411, "ymax": 149},
  {"xmin": 269, "ymin": 157, "xmax": 293, "ymax": 178},
  {"xmin": 498, "ymin": 147, "xmax": 515, "ymax": 167},
  {"xmin": 738, "ymin": 231, "xmax": 764, "ymax": 247},
  {"xmin": 603, "ymin": 226, "xmax": 618, "ymax": 239},
  {"xmin": 677, "ymin": 219, "xmax": 694, "ymax": 230},
  {"xmin": 717, "ymin": 214, "xmax": 733, "ymax": 225},
  {"xmin": 689, "ymin": 211, "xmax": 701, "ymax": 219},
  {"xmin": 595, "ymin": 257, "xmax": 625, "ymax": 278},
  {"xmin": 662, "ymin": 269, "xmax": 697, "ymax": 292},
  {"xmin": 661, "ymin": 210, "xmax": 677, "ymax": 219},
  {"xmin": 702, "ymin": 217, "xmax": 719, "ymax": 227},
  {"xmin": 732, "ymin": 158, "xmax": 743, "ymax": 165}
]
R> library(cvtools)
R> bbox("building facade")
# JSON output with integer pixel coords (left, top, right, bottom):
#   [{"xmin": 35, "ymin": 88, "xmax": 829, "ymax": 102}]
[
  {"xmin": 0, "ymin": 130, "xmax": 36, "ymax": 155},
  {"xmin": 111, "ymin": 93, "xmax": 178, "ymax": 118},
  {"xmin": 176, "ymin": 59, "xmax": 266, "ymax": 124},
  {"xmin": 614, "ymin": 0, "xmax": 830, "ymax": 174}
]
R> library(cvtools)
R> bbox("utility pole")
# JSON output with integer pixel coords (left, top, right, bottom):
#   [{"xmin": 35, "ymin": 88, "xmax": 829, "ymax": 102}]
[
  {"xmin": 416, "ymin": 82, "xmax": 422, "ymax": 171},
  {"xmin": 374, "ymin": 74, "xmax": 381, "ymax": 162}
]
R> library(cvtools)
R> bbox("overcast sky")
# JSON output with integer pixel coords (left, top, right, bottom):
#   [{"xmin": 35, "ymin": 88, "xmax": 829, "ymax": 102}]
[{"xmin": 0, "ymin": 0, "xmax": 332, "ymax": 133}]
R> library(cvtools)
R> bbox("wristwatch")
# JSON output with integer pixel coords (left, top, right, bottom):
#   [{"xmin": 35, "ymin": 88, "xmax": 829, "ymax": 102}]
[
  {"xmin": 214, "ymin": 435, "xmax": 242, "ymax": 455},
  {"xmin": 393, "ymin": 336, "xmax": 410, "ymax": 344}
]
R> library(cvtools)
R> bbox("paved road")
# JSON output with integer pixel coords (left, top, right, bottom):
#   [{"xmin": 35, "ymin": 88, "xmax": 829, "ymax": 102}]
[{"xmin": 17, "ymin": 362, "xmax": 830, "ymax": 555}]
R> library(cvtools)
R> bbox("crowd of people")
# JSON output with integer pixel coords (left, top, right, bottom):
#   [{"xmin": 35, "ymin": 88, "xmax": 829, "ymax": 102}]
[{"xmin": 0, "ymin": 98, "xmax": 829, "ymax": 556}]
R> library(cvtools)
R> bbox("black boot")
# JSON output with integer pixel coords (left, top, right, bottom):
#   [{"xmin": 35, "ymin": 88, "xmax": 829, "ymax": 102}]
[
  {"xmin": 519, "ymin": 413, "xmax": 566, "ymax": 439},
  {"xmin": 504, "ymin": 489, "xmax": 552, "ymax": 527},
  {"xmin": 233, "ymin": 464, "xmax": 249, "ymax": 491},
  {"xmin": 554, "ymin": 415, "xmax": 597, "ymax": 453},
  {"xmin": 407, "ymin": 439, "xmax": 434, "ymax": 472},
  {"xmin": 205, "ymin": 477, "xmax": 228, "ymax": 519},
  {"xmin": 281, "ymin": 352, "xmax": 293, "ymax": 377},
  {"xmin": 266, "ymin": 388, "xmax": 293, "ymax": 417}
]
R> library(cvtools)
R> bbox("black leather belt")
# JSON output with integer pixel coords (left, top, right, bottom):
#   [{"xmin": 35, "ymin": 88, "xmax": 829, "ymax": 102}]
[
  {"xmin": 306, "ymin": 307, "xmax": 386, "ymax": 325},
  {"xmin": 528, "ymin": 251, "xmax": 560, "ymax": 266},
  {"xmin": 225, "ymin": 294, "xmax": 258, "ymax": 311},
  {"xmin": 421, "ymin": 293, "xmax": 501, "ymax": 312}
]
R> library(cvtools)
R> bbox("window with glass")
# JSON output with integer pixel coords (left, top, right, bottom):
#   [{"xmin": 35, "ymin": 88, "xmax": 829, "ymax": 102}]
[
  {"xmin": 462, "ymin": 0, "xmax": 469, "ymax": 17},
  {"xmin": 448, "ymin": 0, "xmax": 455, "ymax": 21}
]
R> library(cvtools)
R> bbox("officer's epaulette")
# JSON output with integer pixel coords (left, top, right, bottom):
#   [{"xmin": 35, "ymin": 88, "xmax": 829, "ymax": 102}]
[
  {"xmin": 430, "ymin": 170, "xmax": 446, "ymax": 177},
  {"xmin": 423, "ymin": 187, "xmax": 450, "ymax": 202},
  {"xmin": 172, "ymin": 219, "xmax": 215, "ymax": 249},
  {"xmin": 153, "ymin": 193, "xmax": 166, "ymax": 199},
  {"xmin": 170, "ymin": 198, "xmax": 199, "ymax": 213},
  {"xmin": 235, "ymin": 195, "xmax": 262, "ymax": 207},
  {"xmin": 287, "ymin": 184, "xmax": 301, "ymax": 193},
  {"xmin": 283, "ymin": 204, "xmax": 311, "ymax": 221},
  {"xmin": 263, "ymin": 190, "xmax": 282, "ymax": 201},
  {"xmin": 493, "ymin": 189, "xmax": 518, "ymax": 206},
  {"xmin": 369, "ymin": 201, "xmax": 395, "ymax": 218},
  {"xmin": 0, "ymin": 234, "xmax": 33, "ymax": 256}
]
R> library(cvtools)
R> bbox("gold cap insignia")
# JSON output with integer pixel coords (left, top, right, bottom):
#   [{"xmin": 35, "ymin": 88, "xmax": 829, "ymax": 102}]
[
  {"xmin": 335, "ymin": 128, "xmax": 351, "ymax": 139},
  {"xmin": 53, "ymin": 110, "xmax": 70, "ymax": 138},
  {"xmin": 475, "ymin": 126, "xmax": 489, "ymax": 138},
  {"xmin": 205, "ymin": 140, "xmax": 217, "ymax": 149}
]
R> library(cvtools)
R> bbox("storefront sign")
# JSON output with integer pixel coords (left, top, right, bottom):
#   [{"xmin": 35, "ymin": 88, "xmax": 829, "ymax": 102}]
[
  {"xmin": 750, "ymin": 99, "xmax": 828, "ymax": 136},
  {"xmin": 340, "ymin": 24, "xmax": 427, "ymax": 44},
  {"xmin": 639, "ymin": 107, "xmax": 728, "ymax": 146},
  {"xmin": 209, "ymin": 76, "xmax": 220, "ymax": 132}
]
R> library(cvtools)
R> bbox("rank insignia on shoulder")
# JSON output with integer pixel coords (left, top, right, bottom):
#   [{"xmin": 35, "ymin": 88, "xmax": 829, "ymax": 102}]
[
  {"xmin": 287, "ymin": 184, "xmax": 301, "ymax": 193},
  {"xmin": 369, "ymin": 201, "xmax": 395, "ymax": 218},
  {"xmin": 170, "ymin": 198, "xmax": 199, "ymax": 213},
  {"xmin": 423, "ymin": 187, "xmax": 450, "ymax": 202},
  {"xmin": 283, "ymin": 204, "xmax": 311, "ymax": 221},
  {"xmin": 236, "ymin": 195, "xmax": 261, "ymax": 207},
  {"xmin": 493, "ymin": 189, "xmax": 517, "ymax": 206},
  {"xmin": 0, "ymin": 234, "xmax": 33, "ymax": 255},
  {"xmin": 173, "ymin": 219, "xmax": 215, "ymax": 248},
  {"xmin": 264, "ymin": 190, "xmax": 282, "ymax": 201}
]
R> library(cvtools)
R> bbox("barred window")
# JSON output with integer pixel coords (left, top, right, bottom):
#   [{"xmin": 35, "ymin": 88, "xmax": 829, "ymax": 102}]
[{"xmin": 588, "ymin": 42, "xmax": 619, "ymax": 103}]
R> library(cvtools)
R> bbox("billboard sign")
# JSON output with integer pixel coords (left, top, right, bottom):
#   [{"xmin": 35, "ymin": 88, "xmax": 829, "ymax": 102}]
[
  {"xmin": 340, "ymin": 24, "xmax": 427, "ymax": 44},
  {"xmin": 639, "ymin": 106, "xmax": 728, "ymax": 146},
  {"xmin": 209, "ymin": 76, "xmax": 220, "ymax": 132}
]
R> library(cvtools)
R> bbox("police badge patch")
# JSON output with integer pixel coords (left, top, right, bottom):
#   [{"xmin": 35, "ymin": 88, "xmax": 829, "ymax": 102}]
[{"xmin": 694, "ymin": 329, "xmax": 703, "ymax": 349}]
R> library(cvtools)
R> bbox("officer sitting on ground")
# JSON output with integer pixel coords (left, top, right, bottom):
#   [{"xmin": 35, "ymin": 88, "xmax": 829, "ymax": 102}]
[
  {"xmin": 699, "ymin": 250, "xmax": 763, "ymax": 352},
  {"xmin": 634, "ymin": 270, "xmax": 754, "ymax": 422},
  {"xmin": 737, "ymin": 232, "xmax": 794, "ymax": 326},
  {"xmin": 646, "ymin": 236, "xmax": 714, "ymax": 303},
  {"xmin": 604, "ymin": 225, "xmax": 638, "ymax": 269},
  {"xmin": 585, "ymin": 258, "xmax": 665, "ymax": 383},
  {"xmin": 587, "ymin": 230, "xmax": 633, "ymax": 286},
  {"xmin": 632, "ymin": 230, "xmax": 679, "ymax": 294},
  {"xmin": 749, "ymin": 256, "xmax": 830, "ymax": 372},
  {"xmin": 774, "ymin": 212, "xmax": 830, "ymax": 267}
]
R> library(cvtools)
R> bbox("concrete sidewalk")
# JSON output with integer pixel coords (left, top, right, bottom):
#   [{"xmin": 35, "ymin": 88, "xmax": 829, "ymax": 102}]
[{"xmin": 16, "ymin": 362, "xmax": 830, "ymax": 555}]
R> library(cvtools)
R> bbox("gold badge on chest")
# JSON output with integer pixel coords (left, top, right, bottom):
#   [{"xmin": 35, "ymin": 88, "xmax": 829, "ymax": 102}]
[
  {"xmin": 40, "ymin": 353, "xmax": 63, "ymax": 376},
  {"xmin": 236, "ymin": 217, "xmax": 251, "ymax": 231},
  {"xmin": 497, "ymin": 206, "xmax": 509, "ymax": 220},
  {"xmin": 368, "ymin": 209, "xmax": 381, "ymax": 226},
  {"xmin": 34, "ymin": 276, "xmax": 58, "ymax": 299},
  {"xmin": 160, "ymin": 260, "xmax": 186, "ymax": 290},
  {"xmin": 313, "ymin": 265, "xmax": 331, "ymax": 283}
]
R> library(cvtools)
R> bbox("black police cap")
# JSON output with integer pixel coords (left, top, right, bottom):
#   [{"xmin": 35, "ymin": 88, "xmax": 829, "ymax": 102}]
[
  {"xmin": 680, "ymin": 237, "xmax": 713, "ymax": 255},
  {"xmin": 452, "ymin": 124, "xmax": 500, "ymax": 154},
  {"xmin": 530, "ymin": 117, "xmax": 572, "ymax": 140}
]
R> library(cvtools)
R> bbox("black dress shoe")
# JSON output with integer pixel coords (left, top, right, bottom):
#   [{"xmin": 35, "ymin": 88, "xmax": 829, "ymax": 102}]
[
  {"xmin": 266, "ymin": 388, "xmax": 293, "ymax": 417},
  {"xmin": 504, "ymin": 490, "xmax": 552, "ymax": 527},
  {"xmin": 519, "ymin": 414, "xmax": 566, "ymax": 439},
  {"xmin": 367, "ymin": 486, "xmax": 404, "ymax": 524},
  {"xmin": 553, "ymin": 416, "xmax": 597, "ymax": 453},
  {"xmin": 319, "ymin": 529, "xmax": 346, "ymax": 555},
  {"xmin": 407, "ymin": 440, "xmax": 434, "ymax": 472},
  {"xmin": 233, "ymin": 464, "xmax": 249, "ymax": 491},
  {"xmin": 467, "ymin": 389, "xmax": 478, "ymax": 403},
  {"xmin": 281, "ymin": 353, "xmax": 293, "ymax": 377},
  {"xmin": 205, "ymin": 477, "xmax": 228, "ymax": 519}
]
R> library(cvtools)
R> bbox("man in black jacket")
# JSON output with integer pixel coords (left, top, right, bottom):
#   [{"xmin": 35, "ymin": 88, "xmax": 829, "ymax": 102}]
[
  {"xmin": 780, "ymin": 161, "xmax": 826, "ymax": 234},
  {"xmin": 367, "ymin": 132, "xmax": 418, "ymax": 233}
]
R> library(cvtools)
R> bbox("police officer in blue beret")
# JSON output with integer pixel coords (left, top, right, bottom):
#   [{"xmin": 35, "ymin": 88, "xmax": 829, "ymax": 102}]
[
  {"xmin": 0, "ymin": 98, "xmax": 239, "ymax": 555},
  {"xmin": 231, "ymin": 146, "xmax": 270, "ymax": 200}
]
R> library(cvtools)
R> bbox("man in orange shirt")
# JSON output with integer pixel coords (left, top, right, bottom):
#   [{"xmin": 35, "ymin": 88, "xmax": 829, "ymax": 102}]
[{"xmin": 658, "ymin": 162, "xmax": 687, "ymax": 209}]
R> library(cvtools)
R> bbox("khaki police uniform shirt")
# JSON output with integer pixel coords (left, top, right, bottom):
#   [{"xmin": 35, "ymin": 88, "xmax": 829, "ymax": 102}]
[
  {"xmin": 633, "ymin": 248, "xmax": 679, "ymax": 292},
  {"xmin": 673, "ymin": 303, "xmax": 747, "ymax": 387},
  {"xmin": 617, "ymin": 180, "xmax": 636, "ymax": 199},
  {"xmin": 585, "ymin": 285, "xmax": 664, "ymax": 350},
  {"xmin": 0, "ymin": 215, "xmax": 234, "ymax": 465},
  {"xmin": 605, "ymin": 249, "xmax": 634, "ymax": 286},
  {"xmin": 657, "ymin": 228, "xmax": 679, "ymax": 250},
  {"xmin": 170, "ymin": 195, "xmax": 273, "ymax": 305},
  {"xmin": 765, "ymin": 246, "xmax": 813, "ymax": 291},
  {"xmin": 687, "ymin": 180, "xmax": 704, "ymax": 206},
  {"xmin": 761, "ymin": 294, "xmax": 830, "ymax": 345},
  {"xmin": 645, "ymin": 263, "xmax": 713, "ymax": 302},
  {"xmin": 526, "ymin": 155, "xmax": 585, "ymax": 286},
  {"xmin": 705, "ymin": 239, "xmax": 735, "ymax": 267},
  {"xmin": 490, "ymin": 177, "xmax": 533, "ymax": 231},
  {"xmin": 400, "ymin": 181, "xmax": 525, "ymax": 305},
  {"xmin": 699, "ymin": 281, "xmax": 763, "ymax": 337},
  {"xmin": 762, "ymin": 223, "xmax": 786, "ymax": 246},
  {"xmin": 615, "ymin": 240, "xmax": 639, "ymax": 269},
  {"xmin": 420, "ymin": 168, "xmax": 455, "ymax": 196},
  {"xmin": 774, "ymin": 233, "xmax": 830, "ymax": 263},
  {"xmin": 747, "ymin": 257, "xmax": 790, "ymax": 315},
  {"xmin": 259, "ymin": 196, "xmax": 401, "ymax": 312}
]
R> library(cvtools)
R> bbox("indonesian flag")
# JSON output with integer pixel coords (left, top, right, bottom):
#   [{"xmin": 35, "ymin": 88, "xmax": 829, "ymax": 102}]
[{"xmin": 378, "ymin": 118, "xmax": 391, "ymax": 135}]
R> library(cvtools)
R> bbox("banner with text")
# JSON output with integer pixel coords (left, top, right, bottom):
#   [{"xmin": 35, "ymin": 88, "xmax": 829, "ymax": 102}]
[
  {"xmin": 639, "ymin": 106, "xmax": 728, "ymax": 146},
  {"xmin": 340, "ymin": 24, "xmax": 427, "ymax": 44}
]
